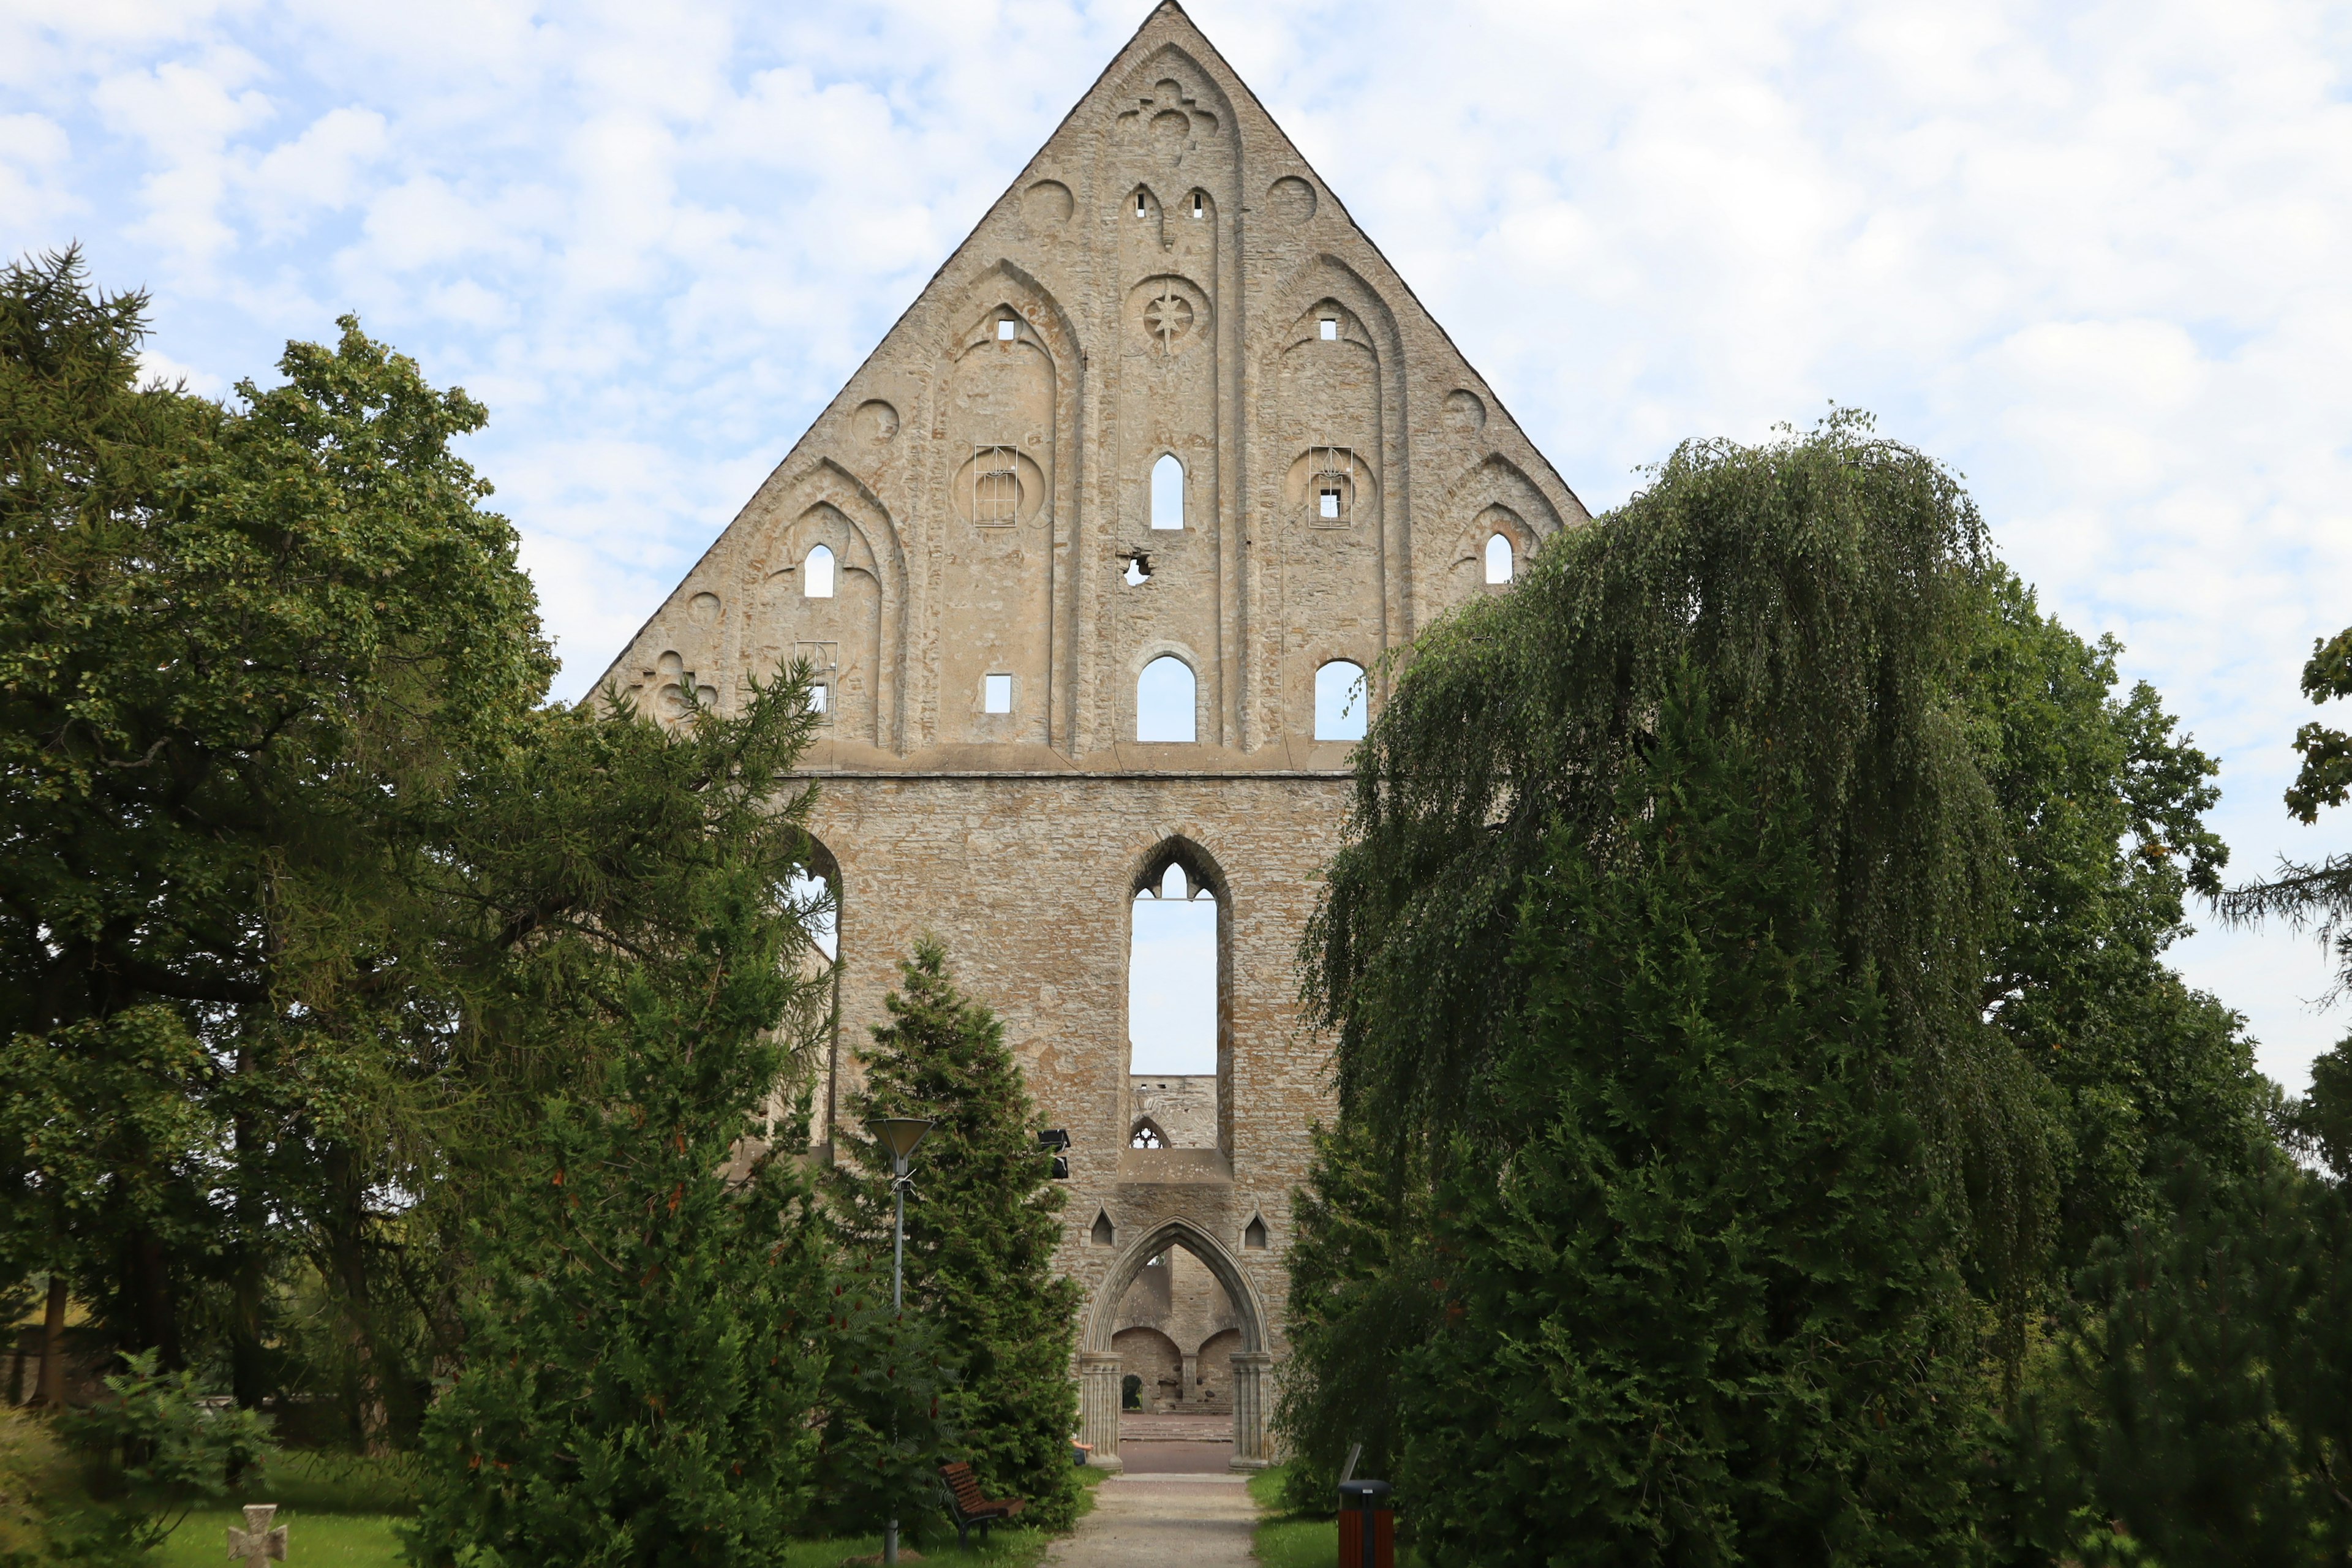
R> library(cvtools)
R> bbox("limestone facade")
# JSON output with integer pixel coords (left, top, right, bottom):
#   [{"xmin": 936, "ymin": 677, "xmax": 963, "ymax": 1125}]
[{"xmin": 596, "ymin": 1, "xmax": 1586, "ymax": 1471}]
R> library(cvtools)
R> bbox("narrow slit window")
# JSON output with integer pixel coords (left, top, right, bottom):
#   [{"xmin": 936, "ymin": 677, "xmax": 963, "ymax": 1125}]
[
  {"xmin": 803, "ymin": 544, "xmax": 835, "ymax": 598},
  {"xmin": 1191, "ymin": 192, "xmax": 1204, "ymax": 217},
  {"xmin": 984, "ymin": 673, "xmax": 1013, "ymax": 714},
  {"xmin": 1151, "ymin": 454, "xmax": 1185, "ymax": 530},
  {"xmin": 1136, "ymin": 655, "xmax": 1196, "ymax": 742},
  {"xmin": 1315, "ymin": 660, "xmax": 1367, "ymax": 741},
  {"xmin": 1136, "ymin": 190, "xmax": 1148, "ymax": 217},
  {"xmin": 1485, "ymin": 532, "xmax": 1515, "ymax": 584}
]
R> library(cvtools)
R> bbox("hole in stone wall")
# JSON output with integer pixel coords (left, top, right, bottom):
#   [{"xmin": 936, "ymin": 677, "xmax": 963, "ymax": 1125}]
[
  {"xmin": 1243, "ymin": 1215, "xmax": 1268, "ymax": 1250},
  {"xmin": 1486, "ymin": 532, "xmax": 1515, "ymax": 584},
  {"xmin": 1319, "ymin": 317, "xmax": 1337, "ymax": 341},
  {"xmin": 983, "ymin": 673, "xmax": 1013, "ymax": 714},
  {"xmin": 1092, "ymin": 1210, "xmax": 1116, "ymax": 1247},
  {"xmin": 809, "ymin": 681, "xmax": 829, "ymax": 717},
  {"xmin": 1319, "ymin": 487, "xmax": 1340, "ymax": 520},
  {"xmin": 997, "ymin": 316, "xmax": 1017, "ymax": 340},
  {"xmin": 804, "ymin": 544, "xmax": 835, "ymax": 598},
  {"xmin": 1136, "ymin": 655, "xmax": 1196, "ymax": 742},
  {"xmin": 1123, "ymin": 552, "xmax": 1152, "ymax": 586},
  {"xmin": 1151, "ymin": 453, "xmax": 1185, "ymax": 530},
  {"xmin": 1315, "ymin": 661, "xmax": 1368, "ymax": 741}
]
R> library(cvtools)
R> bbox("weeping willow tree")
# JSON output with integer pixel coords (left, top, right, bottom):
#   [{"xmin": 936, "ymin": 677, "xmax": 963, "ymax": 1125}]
[{"xmin": 1280, "ymin": 412, "xmax": 2055, "ymax": 1513}]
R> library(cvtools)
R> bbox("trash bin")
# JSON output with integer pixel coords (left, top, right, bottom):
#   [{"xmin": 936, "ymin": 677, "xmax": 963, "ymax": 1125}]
[{"xmin": 1337, "ymin": 1479, "xmax": 1393, "ymax": 1568}]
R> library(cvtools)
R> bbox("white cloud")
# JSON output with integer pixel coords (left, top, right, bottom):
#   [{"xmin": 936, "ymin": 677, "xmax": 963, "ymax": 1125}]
[{"xmin": 4, "ymin": 0, "xmax": 2348, "ymax": 1082}]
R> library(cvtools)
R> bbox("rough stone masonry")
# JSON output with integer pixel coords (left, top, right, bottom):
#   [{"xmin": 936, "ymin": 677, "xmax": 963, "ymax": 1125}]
[{"xmin": 596, "ymin": 1, "xmax": 1589, "ymax": 1472}]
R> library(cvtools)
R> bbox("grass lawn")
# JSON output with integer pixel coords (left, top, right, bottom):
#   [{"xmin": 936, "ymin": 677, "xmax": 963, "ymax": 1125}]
[
  {"xmin": 154, "ymin": 1451, "xmax": 1099, "ymax": 1568},
  {"xmin": 1248, "ymin": 1464, "xmax": 1422, "ymax": 1568}
]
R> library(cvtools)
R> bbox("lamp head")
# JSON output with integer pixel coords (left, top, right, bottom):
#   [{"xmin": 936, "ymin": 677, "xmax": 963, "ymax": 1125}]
[{"xmin": 865, "ymin": 1117, "xmax": 932, "ymax": 1163}]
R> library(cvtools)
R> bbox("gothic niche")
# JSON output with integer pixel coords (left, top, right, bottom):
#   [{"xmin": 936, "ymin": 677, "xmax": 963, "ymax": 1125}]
[
  {"xmin": 1129, "ymin": 274, "xmax": 1210, "ymax": 357},
  {"xmin": 755, "ymin": 502, "xmax": 884, "ymax": 743},
  {"xmin": 946, "ymin": 307, "xmax": 1054, "ymax": 529}
]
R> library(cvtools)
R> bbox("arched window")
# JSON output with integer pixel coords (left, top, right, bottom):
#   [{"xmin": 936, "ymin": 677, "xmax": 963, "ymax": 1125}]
[
  {"xmin": 1485, "ymin": 532, "xmax": 1514, "ymax": 584},
  {"xmin": 1129, "ymin": 1119, "xmax": 1167, "ymax": 1150},
  {"xmin": 1151, "ymin": 453, "xmax": 1185, "ymax": 530},
  {"xmin": 1137, "ymin": 655, "xmax": 1196, "ymax": 742},
  {"xmin": 1131, "ymin": 861, "xmax": 1216, "ymax": 1080},
  {"xmin": 804, "ymin": 544, "xmax": 835, "ymax": 598},
  {"xmin": 1315, "ymin": 660, "xmax": 1367, "ymax": 742}
]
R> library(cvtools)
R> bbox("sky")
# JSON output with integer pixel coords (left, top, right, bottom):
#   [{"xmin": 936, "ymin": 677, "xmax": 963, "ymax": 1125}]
[{"xmin": 6, "ymin": 0, "xmax": 2350, "ymax": 1086}]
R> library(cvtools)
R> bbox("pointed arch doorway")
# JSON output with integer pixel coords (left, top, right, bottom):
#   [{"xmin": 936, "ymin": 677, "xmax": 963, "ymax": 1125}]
[{"xmin": 1077, "ymin": 1217, "xmax": 1273, "ymax": 1472}]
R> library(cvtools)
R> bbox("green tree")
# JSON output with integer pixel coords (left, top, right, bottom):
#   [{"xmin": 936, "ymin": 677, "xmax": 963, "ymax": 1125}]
[
  {"xmin": 1400, "ymin": 680, "xmax": 1983, "ymax": 1565},
  {"xmin": 1281, "ymin": 415, "xmax": 2046, "ymax": 1513},
  {"xmin": 832, "ymin": 939, "xmax": 1083, "ymax": 1531},
  {"xmin": 1966, "ymin": 570, "xmax": 2275, "ymax": 1275},
  {"xmin": 2222, "ymin": 623, "xmax": 2352, "ymax": 998},
  {"xmin": 406, "ymin": 673, "xmax": 843, "ymax": 1568},
  {"xmin": 0, "ymin": 244, "xmax": 551, "ymax": 1417}
]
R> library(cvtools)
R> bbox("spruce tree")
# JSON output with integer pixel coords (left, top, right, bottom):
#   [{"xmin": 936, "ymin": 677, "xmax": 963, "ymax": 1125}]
[
  {"xmin": 833, "ymin": 939, "xmax": 1082, "ymax": 1531},
  {"xmin": 1399, "ymin": 680, "xmax": 1983, "ymax": 1564}
]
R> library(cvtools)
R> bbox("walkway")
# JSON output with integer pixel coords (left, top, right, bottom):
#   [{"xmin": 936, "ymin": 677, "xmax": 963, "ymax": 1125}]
[{"xmin": 1045, "ymin": 1472, "xmax": 1257, "ymax": 1568}]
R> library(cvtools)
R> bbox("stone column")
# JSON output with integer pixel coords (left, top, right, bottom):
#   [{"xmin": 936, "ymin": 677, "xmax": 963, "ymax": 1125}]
[
  {"xmin": 1078, "ymin": 1352, "xmax": 1125, "ymax": 1474},
  {"xmin": 1229, "ymin": 1351, "xmax": 1275, "ymax": 1470}
]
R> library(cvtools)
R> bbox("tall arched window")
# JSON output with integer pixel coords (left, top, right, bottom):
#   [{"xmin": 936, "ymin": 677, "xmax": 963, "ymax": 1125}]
[
  {"xmin": 1130, "ymin": 860, "xmax": 1216, "ymax": 1081},
  {"xmin": 1151, "ymin": 454, "xmax": 1185, "ymax": 530},
  {"xmin": 804, "ymin": 544, "xmax": 836, "ymax": 598},
  {"xmin": 1485, "ymin": 532, "xmax": 1514, "ymax": 585},
  {"xmin": 1137, "ymin": 655, "xmax": 1196, "ymax": 742},
  {"xmin": 1314, "ymin": 660, "xmax": 1367, "ymax": 741}
]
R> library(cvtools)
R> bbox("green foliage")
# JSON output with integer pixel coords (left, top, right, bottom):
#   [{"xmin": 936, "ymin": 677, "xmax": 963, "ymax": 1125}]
[
  {"xmin": 807, "ymin": 1254, "xmax": 958, "ymax": 1544},
  {"xmin": 2223, "ymin": 621, "xmax": 2352, "ymax": 1000},
  {"xmin": 1270, "ymin": 1121, "xmax": 1430, "ymax": 1513},
  {"xmin": 1396, "ymin": 682, "xmax": 1986, "ymax": 1566},
  {"xmin": 1305, "ymin": 412, "xmax": 2043, "ymax": 1287},
  {"xmin": 0, "ymin": 1404, "xmax": 124, "ymax": 1567},
  {"xmin": 2008, "ymin": 1161, "xmax": 2352, "ymax": 1566},
  {"xmin": 405, "ymin": 673, "xmax": 841, "ymax": 1568},
  {"xmin": 831, "ymin": 939, "xmax": 1083, "ymax": 1532},
  {"xmin": 1965, "ymin": 571, "xmax": 2274, "ymax": 1275},
  {"xmin": 0, "ymin": 243, "xmax": 554, "ymax": 1414},
  {"xmin": 59, "ymin": 1351, "xmax": 276, "ymax": 1551}
]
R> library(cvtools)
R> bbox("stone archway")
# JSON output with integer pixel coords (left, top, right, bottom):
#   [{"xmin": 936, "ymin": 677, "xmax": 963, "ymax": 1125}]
[{"xmin": 1077, "ymin": 1218, "xmax": 1274, "ymax": 1472}]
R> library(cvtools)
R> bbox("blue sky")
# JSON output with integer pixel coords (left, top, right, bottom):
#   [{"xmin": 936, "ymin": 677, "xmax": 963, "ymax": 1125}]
[{"xmin": 6, "ymin": 0, "xmax": 2350, "ymax": 1087}]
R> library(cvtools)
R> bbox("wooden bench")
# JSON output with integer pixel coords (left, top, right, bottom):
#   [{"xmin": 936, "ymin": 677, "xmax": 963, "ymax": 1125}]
[{"xmin": 939, "ymin": 1461, "xmax": 1025, "ymax": 1549}]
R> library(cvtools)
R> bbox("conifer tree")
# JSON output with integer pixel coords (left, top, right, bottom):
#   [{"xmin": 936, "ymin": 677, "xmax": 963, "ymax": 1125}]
[
  {"xmin": 834, "ymin": 939, "xmax": 1082, "ymax": 1531},
  {"xmin": 1401, "ymin": 680, "xmax": 1982, "ymax": 1563},
  {"xmin": 405, "ymin": 673, "xmax": 843, "ymax": 1568}
]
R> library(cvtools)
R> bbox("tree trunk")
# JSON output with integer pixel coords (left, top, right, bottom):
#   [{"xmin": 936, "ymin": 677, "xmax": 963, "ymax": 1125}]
[{"xmin": 32, "ymin": 1274, "xmax": 67, "ymax": 1408}]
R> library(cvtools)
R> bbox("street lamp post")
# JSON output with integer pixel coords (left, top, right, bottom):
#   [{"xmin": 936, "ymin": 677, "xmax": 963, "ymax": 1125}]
[{"xmin": 865, "ymin": 1117, "xmax": 931, "ymax": 1568}]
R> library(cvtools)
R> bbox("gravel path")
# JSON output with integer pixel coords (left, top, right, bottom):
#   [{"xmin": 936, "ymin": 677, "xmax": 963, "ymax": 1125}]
[{"xmin": 1044, "ymin": 1475, "xmax": 1258, "ymax": 1568}]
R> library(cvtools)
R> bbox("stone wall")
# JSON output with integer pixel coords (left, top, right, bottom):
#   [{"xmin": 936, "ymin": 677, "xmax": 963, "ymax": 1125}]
[{"xmin": 595, "ymin": 0, "xmax": 1586, "ymax": 1472}]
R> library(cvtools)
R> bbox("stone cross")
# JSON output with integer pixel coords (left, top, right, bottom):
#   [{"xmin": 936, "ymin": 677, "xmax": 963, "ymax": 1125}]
[{"xmin": 226, "ymin": 1504, "xmax": 287, "ymax": 1568}]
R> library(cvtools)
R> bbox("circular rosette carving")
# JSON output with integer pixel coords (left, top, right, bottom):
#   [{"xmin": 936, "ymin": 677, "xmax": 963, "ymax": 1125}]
[{"xmin": 1129, "ymin": 274, "xmax": 1211, "ymax": 357}]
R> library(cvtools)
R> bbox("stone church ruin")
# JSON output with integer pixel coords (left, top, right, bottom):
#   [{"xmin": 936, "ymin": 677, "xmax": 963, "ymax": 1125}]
[{"xmin": 597, "ymin": 1, "xmax": 1588, "ymax": 1471}]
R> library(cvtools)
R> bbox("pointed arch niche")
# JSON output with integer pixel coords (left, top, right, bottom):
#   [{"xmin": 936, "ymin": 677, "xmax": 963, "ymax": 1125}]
[
  {"xmin": 1077, "ymin": 1216, "xmax": 1273, "ymax": 1472},
  {"xmin": 931, "ymin": 261, "xmax": 1084, "ymax": 750}
]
